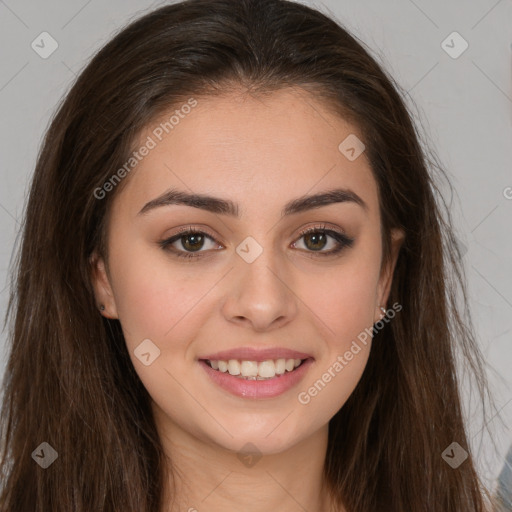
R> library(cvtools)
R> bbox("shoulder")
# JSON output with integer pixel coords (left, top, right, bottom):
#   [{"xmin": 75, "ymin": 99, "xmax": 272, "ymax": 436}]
[{"xmin": 494, "ymin": 444, "xmax": 512, "ymax": 511}]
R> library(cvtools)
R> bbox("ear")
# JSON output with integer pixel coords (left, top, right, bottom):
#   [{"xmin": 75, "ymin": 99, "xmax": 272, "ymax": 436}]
[
  {"xmin": 375, "ymin": 228, "xmax": 405, "ymax": 322},
  {"xmin": 89, "ymin": 250, "xmax": 119, "ymax": 319}
]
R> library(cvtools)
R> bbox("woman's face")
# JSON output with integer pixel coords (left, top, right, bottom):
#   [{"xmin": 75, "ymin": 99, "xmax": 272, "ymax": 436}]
[{"xmin": 92, "ymin": 87, "xmax": 403, "ymax": 455}]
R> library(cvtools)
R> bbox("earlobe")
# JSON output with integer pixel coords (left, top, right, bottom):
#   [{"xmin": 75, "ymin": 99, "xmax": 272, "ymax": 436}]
[
  {"xmin": 89, "ymin": 251, "xmax": 118, "ymax": 319},
  {"xmin": 376, "ymin": 228, "xmax": 405, "ymax": 316}
]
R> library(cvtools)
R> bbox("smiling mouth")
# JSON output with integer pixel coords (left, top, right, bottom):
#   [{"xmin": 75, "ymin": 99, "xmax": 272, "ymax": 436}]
[{"xmin": 202, "ymin": 357, "xmax": 308, "ymax": 380}]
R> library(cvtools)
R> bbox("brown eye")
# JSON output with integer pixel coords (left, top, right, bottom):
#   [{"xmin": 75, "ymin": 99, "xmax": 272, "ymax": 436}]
[
  {"xmin": 293, "ymin": 225, "xmax": 355, "ymax": 257},
  {"xmin": 159, "ymin": 228, "xmax": 221, "ymax": 259},
  {"xmin": 303, "ymin": 231, "xmax": 328, "ymax": 251},
  {"xmin": 158, "ymin": 224, "xmax": 354, "ymax": 261},
  {"xmin": 180, "ymin": 232, "xmax": 206, "ymax": 252}
]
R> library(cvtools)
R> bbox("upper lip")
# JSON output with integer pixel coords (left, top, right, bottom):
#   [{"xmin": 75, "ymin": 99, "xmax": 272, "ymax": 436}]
[{"xmin": 199, "ymin": 347, "xmax": 314, "ymax": 362}]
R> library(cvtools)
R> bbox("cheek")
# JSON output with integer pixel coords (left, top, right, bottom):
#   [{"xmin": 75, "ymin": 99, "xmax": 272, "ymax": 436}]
[
  {"xmin": 296, "ymin": 345, "xmax": 370, "ymax": 433},
  {"xmin": 109, "ymin": 235, "xmax": 213, "ymax": 342},
  {"xmin": 295, "ymin": 253, "xmax": 380, "ymax": 415},
  {"xmin": 296, "ymin": 266, "xmax": 378, "ymax": 420},
  {"xmin": 306, "ymin": 258, "xmax": 381, "ymax": 349}
]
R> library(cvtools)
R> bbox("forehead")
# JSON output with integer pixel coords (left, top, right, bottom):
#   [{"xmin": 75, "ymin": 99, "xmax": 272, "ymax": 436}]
[{"xmin": 113, "ymin": 87, "xmax": 379, "ymax": 218}]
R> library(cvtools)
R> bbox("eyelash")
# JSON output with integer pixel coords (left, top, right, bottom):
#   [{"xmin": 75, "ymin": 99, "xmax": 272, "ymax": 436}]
[{"xmin": 158, "ymin": 224, "xmax": 355, "ymax": 260}]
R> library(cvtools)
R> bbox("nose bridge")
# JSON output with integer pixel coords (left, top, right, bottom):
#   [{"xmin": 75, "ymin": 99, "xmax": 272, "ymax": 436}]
[{"xmin": 222, "ymin": 234, "xmax": 297, "ymax": 330}]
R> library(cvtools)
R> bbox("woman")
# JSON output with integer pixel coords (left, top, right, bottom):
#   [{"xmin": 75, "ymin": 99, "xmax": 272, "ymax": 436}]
[{"xmin": 0, "ymin": 0, "xmax": 495, "ymax": 510}]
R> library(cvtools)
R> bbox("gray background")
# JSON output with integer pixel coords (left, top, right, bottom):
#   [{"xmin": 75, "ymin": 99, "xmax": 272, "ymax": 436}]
[{"xmin": 0, "ymin": 0, "xmax": 510, "ymax": 490}]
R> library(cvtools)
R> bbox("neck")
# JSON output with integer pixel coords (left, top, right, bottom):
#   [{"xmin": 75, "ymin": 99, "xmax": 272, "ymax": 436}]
[{"xmin": 154, "ymin": 407, "xmax": 342, "ymax": 512}]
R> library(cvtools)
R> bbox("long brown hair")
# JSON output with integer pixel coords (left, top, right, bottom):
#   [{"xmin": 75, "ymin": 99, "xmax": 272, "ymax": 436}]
[{"xmin": 0, "ymin": 0, "xmax": 492, "ymax": 510}]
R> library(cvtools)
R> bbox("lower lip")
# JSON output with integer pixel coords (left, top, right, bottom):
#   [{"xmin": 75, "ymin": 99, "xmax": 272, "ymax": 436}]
[{"xmin": 199, "ymin": 358, "xmax": 314, "ymax": 399}]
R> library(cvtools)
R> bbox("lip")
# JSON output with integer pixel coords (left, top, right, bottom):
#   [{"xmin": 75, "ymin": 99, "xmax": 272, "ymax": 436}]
[
  {"xmin": 199, "ymin": 357, "xmax": 314, "ymax": 399},
  {"xmin": 198, "ymin": 347, "xmax": 313, "ymax": 363}
]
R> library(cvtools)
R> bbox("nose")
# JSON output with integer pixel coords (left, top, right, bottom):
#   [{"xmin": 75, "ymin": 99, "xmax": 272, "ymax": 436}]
[{"xmin": 221, "ymin": 244, "xmax": 298, "ymax": 332}]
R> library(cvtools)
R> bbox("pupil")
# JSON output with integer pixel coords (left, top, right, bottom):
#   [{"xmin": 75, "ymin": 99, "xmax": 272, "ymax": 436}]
[
  {"xmin": 305, "ymin": 232, "xmax": 326, "ymax": 251},
  {"xmin": 183, "ymin": 233, "xmax": 204, "ymax": 251}
]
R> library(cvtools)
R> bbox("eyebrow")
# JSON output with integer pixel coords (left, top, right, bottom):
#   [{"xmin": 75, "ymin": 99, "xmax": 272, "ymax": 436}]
[{"xmin": 137, "ymin": 187, "xmax": 367, "ymax": 218}]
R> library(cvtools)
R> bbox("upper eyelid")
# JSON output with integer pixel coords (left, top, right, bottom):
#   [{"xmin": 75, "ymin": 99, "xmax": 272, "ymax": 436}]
[{"xmin": 166, "ymin": 224, "xmax": 347, "ymax": 243}]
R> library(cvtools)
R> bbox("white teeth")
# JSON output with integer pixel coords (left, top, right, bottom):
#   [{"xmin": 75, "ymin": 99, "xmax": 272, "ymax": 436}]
[
  {"xmin": 206, "ymin": 357, "xmax": 306, "ymax": 379},
  {"xmin": 285, "ymin": 359, "xmax": 295, "ymax": 372},
  {"xmin": 258, "ymin": 360, "xmax": 276, "ymax": 378},
  {"xmin": 227, "ymin": 359, "xmax": 241, "ymax": 376},
  {"xmin": 240, "ymin": 360, "xmax": 258, "ymax": 377},
  {"xmin": 275, "ymin": 358, "xmax": 286, "ymax": 375}
]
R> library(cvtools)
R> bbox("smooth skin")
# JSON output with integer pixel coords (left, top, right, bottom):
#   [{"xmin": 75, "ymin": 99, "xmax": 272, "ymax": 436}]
[{"xmin": 91, "ymin": 87, "xmax": 404, "ymax": 512}]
